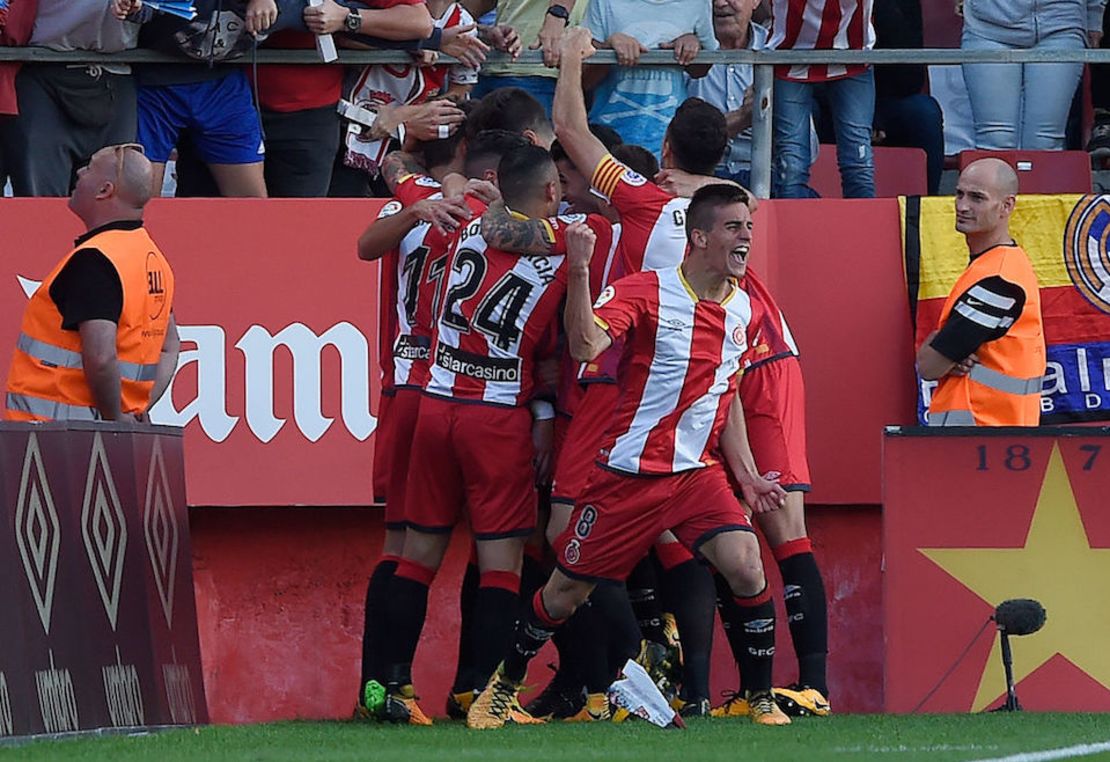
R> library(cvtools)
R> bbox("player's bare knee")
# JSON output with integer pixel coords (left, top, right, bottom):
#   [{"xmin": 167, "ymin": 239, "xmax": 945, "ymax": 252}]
[
  {"xmin": 543, "ymin": 571, "xmax": 594, "ymax": 620},
  {"xmin": 401, "ymin": 530, "xmax": 450, "ymax": 570},
  {"xmin": 475, "ymin": 537, "xmax": 525, "ymax": 575},
  {"xmin": 756, "ymin": 492, "xmax": 807, "ymax": 546}
]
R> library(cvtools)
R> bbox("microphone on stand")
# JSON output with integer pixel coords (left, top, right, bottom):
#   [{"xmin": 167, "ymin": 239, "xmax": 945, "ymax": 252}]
[{"xmin": 991, "ymin": 599, "xmax": 1046, "ymax": 711}]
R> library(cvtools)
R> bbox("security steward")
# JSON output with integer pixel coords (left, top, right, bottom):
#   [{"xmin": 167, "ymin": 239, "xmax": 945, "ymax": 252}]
[
  {"xmin": 916, "ymin": 157, "xmax": 1046, "ymax": 426},
  {"xmin": 5, "ymin": 143, "xmax": 179, "ymax": 423}
]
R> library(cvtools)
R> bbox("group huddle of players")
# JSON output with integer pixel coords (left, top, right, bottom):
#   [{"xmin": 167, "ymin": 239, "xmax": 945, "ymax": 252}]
[{"xmin": 355, "ymin": 28, "xmax": 831, "ymax": 731}]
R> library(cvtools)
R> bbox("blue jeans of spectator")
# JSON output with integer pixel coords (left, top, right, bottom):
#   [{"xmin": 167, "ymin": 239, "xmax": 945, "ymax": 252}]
[
  {"xmin": 773, "ymin": 69, "xmax": 874, "ymax": 198},
  {"xmin": 716, "ymin": 167, "xmax": 752, "ymax": 189},
  {"xmin": 875, "ymin": 93, "xmax": 944, "ymax": 195},
  {"xmin": 961, "ymin": 28, "xmax": 1085, "ymax": 150},
  {"xmin": 470, "ymin": 75, "xmax": 556, "ymax": 118}
]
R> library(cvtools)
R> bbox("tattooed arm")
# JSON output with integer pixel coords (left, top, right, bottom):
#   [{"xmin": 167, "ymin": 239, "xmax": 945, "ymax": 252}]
[
  {"xmin": 380, "ymin": 151, "xmax": 429, "ymax": 195},
  {"xmin": 480, "ymin": 201, "xmax": 557, "ymax": 255}
]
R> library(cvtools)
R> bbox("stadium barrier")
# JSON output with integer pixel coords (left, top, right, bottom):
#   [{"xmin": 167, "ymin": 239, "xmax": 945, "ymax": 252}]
[
  {"xmin": 0, "ymin": 421, "xmax": 207, "ymax": 737},
  {"xmin": 883, "ymin": 427, "xmax": 1110, "ymax": 713}
]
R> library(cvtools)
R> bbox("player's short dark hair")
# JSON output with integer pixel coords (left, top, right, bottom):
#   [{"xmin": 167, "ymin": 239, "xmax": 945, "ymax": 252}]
[
  {"xmin": 588, "ymin": 122, "xmax": 624, "ymax": 151},
  {"xmin": 422, "ymin": 100, "xmax": 474, "ymax": 170},
  {"xmin": 465, "ymin": 129, "xmax": 532, "ymax": 179},
  {"xmin": 466, "ymin": 87, "xmax": 552, "ymax": 141},
  {"xmin": 497, "ymin": 144, "xmax": 556, "ymax": 209},
  {"xmin": 666, "ymin": 97, "xmax": 728, "ymax": 176},
  {"xmin": 685, "ymin": 183, "xmax": 750, "ymax": 243},
  {"xmin": 611, "ymin": 144, "xmax": 659, "ymax": 179}
]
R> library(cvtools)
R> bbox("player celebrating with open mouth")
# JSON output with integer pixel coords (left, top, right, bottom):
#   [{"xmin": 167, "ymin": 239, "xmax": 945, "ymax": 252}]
[{"xmin": 468, "ymin": 183, "xmax": 792, "ymax": 729}]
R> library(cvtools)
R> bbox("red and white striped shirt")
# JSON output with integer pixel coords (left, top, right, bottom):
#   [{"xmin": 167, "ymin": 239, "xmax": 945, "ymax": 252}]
[
  {"xmin": 425, "ymin": 214, "xmax": 581, "ymax": 407},
  {"xmin": 557, "ymin": 219, "xmax": 624, "ymax": 415},
  {"xmin": 768, "ymin": 0, "xmax": 875, "ymax": 82},
  {"xmin": 590, "ymin": 155, "xmax": 690, "ymax": 274},
  {"xmin": 375, "ymin": 175, "xmax": 443, "ymax": 393},
  {"xmin": 593, "ymin": 267, "xmax": 752, "ymax": 475},
  {"xmin": 741, "ymin": 268, "xmax": 801, "ymax": 371}
]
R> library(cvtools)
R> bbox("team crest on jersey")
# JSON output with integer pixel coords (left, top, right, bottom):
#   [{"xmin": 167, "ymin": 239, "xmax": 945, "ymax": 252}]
[
  {"xmin": 622, "ymin": 169, "xmax": 647, "ymax": 186},
  {"xmin": 556, "ymin": 213, "xmax": 587, "ymax": 226},
  {"xmin": 731, "ymin": 325, "xmax": 746, "ymax": 347},
  {"xmin": 1064, "ymin": 195, "xmax": 1110, "ymax": 315},
  {"xmin": 594, "ymin": 285, "xmax": 616, "ymax": 308},
  {"xmin": 564, "ymin": 539, "xmax": 581, "ymax": 565},
  {"xmin": 378, "ymin": 200, "xmax": 404, "ymax": 219}
]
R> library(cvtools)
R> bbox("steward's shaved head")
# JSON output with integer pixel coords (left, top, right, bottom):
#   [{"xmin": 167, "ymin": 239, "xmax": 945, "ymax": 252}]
[{"xmin": 961, "ymin": 157, "xmax": 1019, "ymax": 198}]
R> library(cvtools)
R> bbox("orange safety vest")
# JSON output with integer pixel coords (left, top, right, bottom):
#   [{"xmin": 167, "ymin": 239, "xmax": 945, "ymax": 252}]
[
  {"xmin": 928, "ymin": 244, "xmax": 1045, "ymax": 427},
  {"xmin": 4, "ymin": 224, "xmax": 175, "ymax": 422}
]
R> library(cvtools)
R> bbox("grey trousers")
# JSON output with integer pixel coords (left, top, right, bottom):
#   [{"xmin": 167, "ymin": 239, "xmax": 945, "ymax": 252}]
[{"xmin": 2, "ymin": 64, "xmax": 137, "ymax": 196}]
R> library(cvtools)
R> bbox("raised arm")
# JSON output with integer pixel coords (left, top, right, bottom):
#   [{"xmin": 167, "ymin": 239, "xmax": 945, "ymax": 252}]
[
  {"xmin": 564, "ymin": 222, "xmax": 611, "ymax": 362},
  {"xmin": 552, "ymin": 27, "xmax": 608, "ymax": 182},
  {"xmin": 358, "ymin": 198, "xmax": 473, "ymax": 260}
]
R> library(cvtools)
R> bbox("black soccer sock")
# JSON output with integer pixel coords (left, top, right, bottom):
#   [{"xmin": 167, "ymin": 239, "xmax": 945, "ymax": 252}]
[
  {"xmin": 450, "ymin": 562, "xmax": 480, "ymax": 693},
  {"xmin": 627, "ymin": 556, "xmax": 667, "ymax": 645},
  {"xmin": 591, "ymin": 581, "xmax": 642, "ymax": 676},
  {"xmin": 504, "ymin": 589, "xmax": 565, "ymax": 683},
  {"xmin": 723, "ymin": 585, "xmax": 776, "ymax": 695},
  {"xmin": 660, "ymin": 556, "xmax": 716, "ymax": 702},
  {"xmin": 713, "ymin": 571, "xmax": 746, "ymax": 687},
  {"xmin": 775, "ymin": 538, "xmax": 829, "ymax": 696},
  {"xmin": 382, "ymin": 559, "xmax": 436, "ymax": 688},
  {"xmin": 472, "ymin": 571, "xmax": 522, "ymax": 688},
  {"xmin": 361, "ymin": 556, "xmax": 398, "ymax": 694},
  {"xmin": 520, "ymin": 550, "xmax": 548, "ymax": 602},
  {"xmin": 566, "ymin": 597, "xmax": 614, "ymax": 695}
]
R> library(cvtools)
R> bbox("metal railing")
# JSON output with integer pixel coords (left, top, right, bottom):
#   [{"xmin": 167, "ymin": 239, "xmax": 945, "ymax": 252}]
[{"xmin": 2, "ymin": 46, "xmax": 1108, "ymax": 196}]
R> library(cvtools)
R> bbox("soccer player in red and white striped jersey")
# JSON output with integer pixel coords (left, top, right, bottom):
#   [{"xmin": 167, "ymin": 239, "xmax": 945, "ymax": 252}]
[
  {"xmin": 353, "ymin": 127, "xmax": 476, "ymax": 721},
  {"xmin": 380, "ymin": 144, "xmax": 602, "ymax": 727},
  {"xmin": 767, "ymin": 0, "xmax": 876, "ymax": 198},
  {"xmin": 469, "ymin": 184, "xmax": 792, "ymax": 729}
]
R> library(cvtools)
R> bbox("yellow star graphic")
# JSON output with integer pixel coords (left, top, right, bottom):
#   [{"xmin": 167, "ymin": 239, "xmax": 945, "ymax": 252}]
[{"xmin": 920, "ymin": 443, "xmax": 1110, "ymax": 711}]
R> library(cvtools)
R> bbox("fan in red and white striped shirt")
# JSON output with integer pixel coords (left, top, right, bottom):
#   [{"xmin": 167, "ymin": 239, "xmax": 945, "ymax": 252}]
[{"xmin": 767, "ymin": 0, "xmax": 876, "ymax": 82}]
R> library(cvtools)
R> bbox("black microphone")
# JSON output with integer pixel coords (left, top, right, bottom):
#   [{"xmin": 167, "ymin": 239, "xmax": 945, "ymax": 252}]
[{"xmin": 993, "ymin": 599, "xmax": 1046, "ymax": 636}]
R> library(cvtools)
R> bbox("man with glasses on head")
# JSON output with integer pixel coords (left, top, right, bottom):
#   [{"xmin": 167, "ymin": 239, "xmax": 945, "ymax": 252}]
[{"xmin": 5, "ymin": 143, "xmax": 180, "ymax": 424}]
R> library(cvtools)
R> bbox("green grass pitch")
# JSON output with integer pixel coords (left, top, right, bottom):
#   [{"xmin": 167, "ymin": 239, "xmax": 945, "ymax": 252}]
[{"xmin": 2, "ymin": 714, "xmax": 1110, "ymax": 762}]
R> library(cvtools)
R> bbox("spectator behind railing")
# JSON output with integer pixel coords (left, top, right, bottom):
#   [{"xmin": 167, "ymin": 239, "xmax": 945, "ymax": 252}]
[
  {"xmin": 1, "ymin": 1, "xmax": 138, "ymax": 196},
  {"xmin": 582, "ymin": 0, "xmax": 717, "ymax": 159},
  {"xmin": 872, "ymin": 0, "xmax": 943, "ymax": 195},
  {"xmin": 328, "ymin": 0, "xmax": 487, "ymax": 197},
  {"xmin": 686, "ymin": 0, "xmax": 816, "ymax": 190},
  {"xmin": 959, "ymin": 0, "xmax": 1105, "ymax": 150},
  {"xmin": 0, "ymin": 0, "xmax": 35, "ymax": 194},
  {"xmin": 113, "ymin": 0, "xmax": 277, "ymax": 198},
  {"xmin": 1086, "ymin": 1, "xmax": 1109, "ymax": 161},
  {"xmin": 768, "ymin": 0, "xmax": 876, "ymax": 199},
  {"xmin": 463, "ymin": 0, "xmax": 588, "ymax": 116}
]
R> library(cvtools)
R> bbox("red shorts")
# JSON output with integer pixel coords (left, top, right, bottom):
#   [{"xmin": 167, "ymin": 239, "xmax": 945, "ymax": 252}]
[
  {"xmin": 554, "ymin": 463, "xmax": 752, "ymax": 583},
  {"xmin": 372, "ymin": 391, "xmax": 395, "ymax": 503},
  {"xmin": 404, "ymin": 394, "xmax": 537, "ymax": 540},
  {"xmin": 739, "ymin": 357, "xmax": 811, "ymax": 491},
  {"xmin": 551, "ymin": 383, "xmax": 619, "ymax": 505},
  {"xmin": 383, "ymin": 387, "xmax": 422, "ymax": 529}
]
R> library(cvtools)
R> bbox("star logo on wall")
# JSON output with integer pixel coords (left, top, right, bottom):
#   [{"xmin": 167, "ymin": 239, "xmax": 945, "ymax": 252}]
[{"xmin": 920, "ymin": 444, "xmax": 1110, "ymax": 711}]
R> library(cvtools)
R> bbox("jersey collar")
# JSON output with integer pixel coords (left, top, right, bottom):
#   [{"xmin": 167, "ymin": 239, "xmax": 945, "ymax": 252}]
[{"xmin": 75, "ymin": 219, "xmax": 144, "ymax": 247}]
